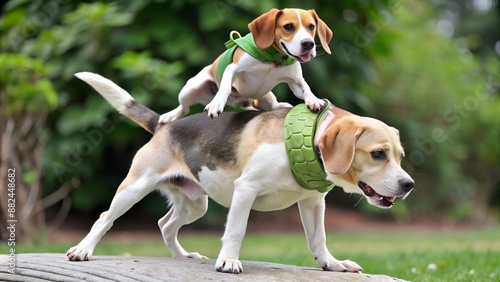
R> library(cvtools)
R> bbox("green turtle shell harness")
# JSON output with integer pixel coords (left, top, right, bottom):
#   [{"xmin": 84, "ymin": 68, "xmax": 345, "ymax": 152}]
[
  {"xmin": 218, "ymin": 31, "xmax": 296, "ymax": 82},
  {"xmin": 285, "ymin": 99, "xmax": 335, "ymax": 193}
]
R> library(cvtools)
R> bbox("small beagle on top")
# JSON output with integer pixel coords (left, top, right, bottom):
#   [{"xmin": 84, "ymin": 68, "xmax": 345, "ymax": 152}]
[{"xmin": 158, "ymin": 8, "xmax": 333, "ymax": 123}]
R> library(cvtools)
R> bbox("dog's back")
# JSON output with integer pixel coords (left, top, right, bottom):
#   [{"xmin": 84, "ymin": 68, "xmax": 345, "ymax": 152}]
[{"xmin": 168, "ymin": 111, "xmax": 262, "ymax": 176}]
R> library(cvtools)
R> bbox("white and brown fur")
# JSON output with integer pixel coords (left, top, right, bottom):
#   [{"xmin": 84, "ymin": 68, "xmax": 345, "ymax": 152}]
[
  {"xmin": 68, "ymin": 72, "xmax": 414, "ymax": 274},
  {"xmin": 158, "ymin": 8, "xmax": 333, "ymax": 124}
]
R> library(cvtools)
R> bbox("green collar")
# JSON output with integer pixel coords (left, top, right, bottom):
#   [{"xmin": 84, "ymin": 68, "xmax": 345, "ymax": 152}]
[
  {"xmin": 224, "ymin": 31, "xmax": 296, "ymax": 66},
  {"xmin": 284, "ymin": 100, "xmax": 334, "ymax": 193}
]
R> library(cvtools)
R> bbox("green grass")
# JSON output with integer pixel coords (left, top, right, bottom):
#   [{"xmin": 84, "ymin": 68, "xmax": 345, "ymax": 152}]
[{"xmin": 11, "ymin": 227, "xmax": 500, "ymax": 282}]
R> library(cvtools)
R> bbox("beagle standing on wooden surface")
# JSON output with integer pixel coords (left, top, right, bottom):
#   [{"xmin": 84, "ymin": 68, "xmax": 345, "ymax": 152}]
[
  {"xmin": 158, "ymin": 8, "xmax": 333, "ymax": 124},
  {"xmin": 68, "ymin": 73, "xmax": 415, "ymax": 274}
]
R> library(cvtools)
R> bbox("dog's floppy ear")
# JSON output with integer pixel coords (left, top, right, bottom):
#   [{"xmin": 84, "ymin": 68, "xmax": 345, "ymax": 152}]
[
  {"xmin": 248, "ymin": 8, "xmax": 282, "ymax": 49},
  {"xmin": 318, "ymin": 120, "xmax": 363, "ymax": 175},
  {"xmin": 309, "ymin": 9, "xmax": 333, "ymax": 54}
]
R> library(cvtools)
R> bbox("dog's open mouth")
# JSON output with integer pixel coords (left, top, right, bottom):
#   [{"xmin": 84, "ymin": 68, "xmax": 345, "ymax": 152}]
[
  {"xmin": 358, "ymin": 181, "xmax": 395, "ymax": 208},
  {"xmin": 280, "ymin": 42, "xmax": 311, "ymax": 63}
]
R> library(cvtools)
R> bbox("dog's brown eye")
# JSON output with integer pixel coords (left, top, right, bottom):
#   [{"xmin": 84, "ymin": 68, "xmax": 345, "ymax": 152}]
[
  {"xmin": 283, "ymin": 23, "xmax": 295, "ymax": 32},
  {"xmin": 308, "ymin": 23, "xmax": 315, "ymax": 31},
  {"xmin": 371, "ymin": 150, "xmax": 385, "ymax": 160}
]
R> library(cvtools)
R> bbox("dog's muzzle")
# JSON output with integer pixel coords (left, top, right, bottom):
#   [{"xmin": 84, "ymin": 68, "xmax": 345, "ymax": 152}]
[
  {"xmin": 358, "ymin": 181, "xmax": 395, "ymax": 207},
  {"xmin": 358, "ymin": 179, "xmax": 414, "ymax": 208},
  {"xmin": 280, "ymin": 41, "xmax": 314, "ymax": 63}
]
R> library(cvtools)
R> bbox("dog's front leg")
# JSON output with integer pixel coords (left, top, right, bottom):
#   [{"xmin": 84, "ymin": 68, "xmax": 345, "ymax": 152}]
[
  {"xmin": 205, "ymin": 64, "xmax": 238, "ymax": 118},
  {"xmin": 298, "ymin": 196, "xmax": 363, "ymax": 272},
  {"xmin": 286, "ymin": 65, "xmax": 324, "ymax": 111},
  {"xmin": 288, "ymin": 78, "xmax": 325, "ymax": 111},
  {"xmin": 215, "ymin": 185, "xmax": 257, "ymax": 274}
]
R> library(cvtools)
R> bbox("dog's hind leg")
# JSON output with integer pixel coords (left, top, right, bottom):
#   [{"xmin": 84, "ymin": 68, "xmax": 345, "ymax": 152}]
[
  {"xmin": 159, "ymin": 66, "xmax": 215, "ymax": 124},
  {"xmin": 257, "ymin": 91, "xmax": 293, "ymax": 111},
  {"xmin": 66, "ymin": 177, "xmax": 156, "ymax": 261},
  {"xmin": 157, "ymin": 191, "xmax": 208, "ymax": 259},
  {"xmin": 66, "ymin": 146, "xmax": 159, "ymax": 261}
]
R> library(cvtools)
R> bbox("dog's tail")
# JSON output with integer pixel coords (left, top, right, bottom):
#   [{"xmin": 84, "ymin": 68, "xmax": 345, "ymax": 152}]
[{"xmin": 75, "ymin": 72, "xmax": 159, "ymax": 134}]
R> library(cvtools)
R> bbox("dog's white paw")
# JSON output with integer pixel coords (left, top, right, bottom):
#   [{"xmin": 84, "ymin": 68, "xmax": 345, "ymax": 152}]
[
  {"xmin": 305, "ymin": 97, "xmax": 324, "ymax": 111},
  {"xmin": 66, "ymin": 246, "xmax": 92, "ymax": 261},
  {"xmin": 215, "ymin": 257, "xmax": 243, "ymax": 274},
  {"xmin": 273, "ymin": 102, "xmax": 293, "ymax": 110},
  {"xmin": 159, "ymin": 111, "xmax": 180, "ymax": 124},
  {"xmin": 158, "ymin": 113, "xmax": 172, "ymax": 124},
  {"xmin": 204, "ymin": 100, "xmax": 226, "ymax": 119},
  {"xmin": 320, "ymin": 258, "xmax": 363, "ymax": 273},
  {"xmin": 158, "ymin": 105, "xmax": 190, "ymax": 124},
  {"xmin": 185, "ymin": 252, "xmax": 208, "ymax": 259},
  {"xmin": 339, "ymin": 259, "xmax": 363, "ymax": 272}
]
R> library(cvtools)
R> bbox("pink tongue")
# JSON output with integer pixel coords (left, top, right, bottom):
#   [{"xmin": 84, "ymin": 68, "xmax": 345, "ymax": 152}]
[{"xmin": 298, "ymin": 53, "xmax": 311, "ymax": 62}]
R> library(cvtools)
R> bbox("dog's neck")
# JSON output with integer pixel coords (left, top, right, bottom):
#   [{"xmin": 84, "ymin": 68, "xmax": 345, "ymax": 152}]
[{"xmin": 315, "ymin": 111, "xmax": 334, "ymax": 145}]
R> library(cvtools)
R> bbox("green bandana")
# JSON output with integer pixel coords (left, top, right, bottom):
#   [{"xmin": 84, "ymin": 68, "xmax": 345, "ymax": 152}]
[
  {"xmin": 284, "ymin": 100, "xmax": 334, "ymax": 193},
  {"xmin": 217, "ymin": 31, "xmax": 296, "ymax": 82}
]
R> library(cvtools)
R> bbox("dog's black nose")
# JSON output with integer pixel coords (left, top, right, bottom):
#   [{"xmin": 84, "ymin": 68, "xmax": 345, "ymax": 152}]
[
  {"xmin": 301, "ymin": 39, "xmax": 315, "ymax": 51},
  {"xmin": 399, "ymin": 179, "xmax": 415, "ymax": 192}
]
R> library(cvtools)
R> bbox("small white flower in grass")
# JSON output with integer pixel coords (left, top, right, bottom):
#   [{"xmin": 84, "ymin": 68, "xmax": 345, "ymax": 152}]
[
  {"xmin": 427, "ymin": 263, "xmax": 437, "ymax": 271},
  {"xmin": 411, "ymin": 267, "xmax": 417, "ymax": 274},
  {"xmin": 469, "ymin": 269, "xmax": 475, "ymax": 275}
]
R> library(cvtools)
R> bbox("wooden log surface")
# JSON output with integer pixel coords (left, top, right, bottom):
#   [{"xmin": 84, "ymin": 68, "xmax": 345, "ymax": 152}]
[{"xmin": 0, "ymin": 254, "xmax": 407, "ymax": 282}]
